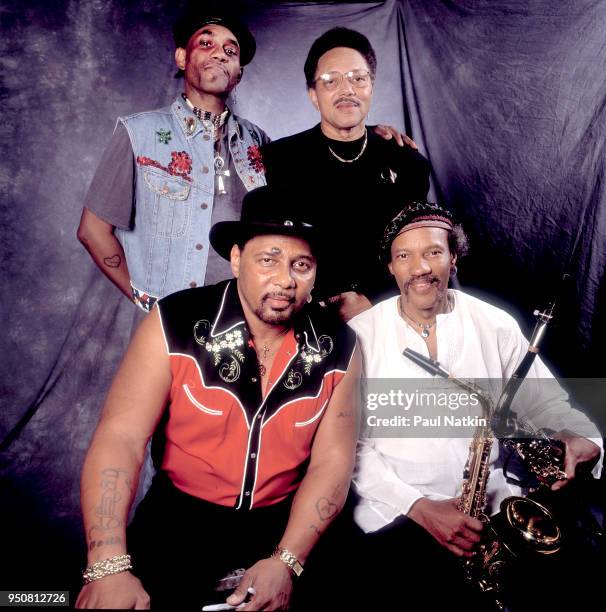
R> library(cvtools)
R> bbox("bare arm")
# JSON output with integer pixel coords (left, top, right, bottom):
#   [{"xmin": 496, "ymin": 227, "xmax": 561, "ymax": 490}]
[
  {"xmin": 76, "ymin": 308, "xmax": 171, "ymax": 609},
  {"xmin": 77, "ymin": 208, "xmax": 133, "ymax": 300},
  {"xmin": 228, "ymin": 348, "xmax": 362, "ymax": 611}
]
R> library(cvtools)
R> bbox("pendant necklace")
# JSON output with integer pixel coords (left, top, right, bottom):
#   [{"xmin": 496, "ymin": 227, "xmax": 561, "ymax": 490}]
[
  {"xmin": 398, "ymin": 297, "xmax": 436, "ymax": 339},
  {"xmin": 256, "ymin": 343, "xmax": 272, "ymax": 378},
  {"xmin": 327, "ymin": 129, "xmax": 368, "ymax": 163},
  {"xmin": 181, "ymin": 93, "xmax": 230, "ymax": 194}
]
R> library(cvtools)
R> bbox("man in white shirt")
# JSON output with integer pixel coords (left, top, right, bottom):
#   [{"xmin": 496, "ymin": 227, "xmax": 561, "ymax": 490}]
[{"xmin": 348, "ymin": 202, "xmax": 602, "ymax": 608}]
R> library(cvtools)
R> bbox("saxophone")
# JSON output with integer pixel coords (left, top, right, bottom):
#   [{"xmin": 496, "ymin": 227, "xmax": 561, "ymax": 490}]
[
  {"xmin": 403, "ymin": 348, "xmax": 562, "ymax": 609},
  {"xmin": 493, "ymin": 303, "xmax": 567, "ymax": 487}
]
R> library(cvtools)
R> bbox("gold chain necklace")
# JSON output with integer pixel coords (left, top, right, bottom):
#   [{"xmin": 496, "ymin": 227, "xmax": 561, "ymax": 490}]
[{"xmin": 327, "ymin": 129, "xmax": 368, "ymax": 163}]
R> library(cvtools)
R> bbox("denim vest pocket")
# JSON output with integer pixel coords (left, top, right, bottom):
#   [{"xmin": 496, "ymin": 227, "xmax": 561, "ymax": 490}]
[{"xmin": 142, "ymin": 169, "xmax": 192, "ymax": 238}]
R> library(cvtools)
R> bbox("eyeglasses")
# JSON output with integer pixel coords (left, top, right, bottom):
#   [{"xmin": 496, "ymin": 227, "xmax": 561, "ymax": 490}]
[{"xmin": 314, "ymin": 69, "xmax": 373, "ymax": 91}]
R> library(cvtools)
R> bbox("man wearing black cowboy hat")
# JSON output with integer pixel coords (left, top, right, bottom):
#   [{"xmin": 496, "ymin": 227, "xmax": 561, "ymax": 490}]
[{"xmin": 75, "ymin": 186, "xmax": 360, "ymax": 610}]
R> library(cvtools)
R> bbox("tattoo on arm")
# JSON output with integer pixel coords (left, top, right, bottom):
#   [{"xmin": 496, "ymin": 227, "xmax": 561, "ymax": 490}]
[
  {"xmin": 308, "ymin": 524, "xmax": 322, "ymax": 536},
  {"xmin": 316, "ymin": 497, "xmax": 339, "ymax": 521},
  {"xmin": 103, "ymin": 254, "xmax": 122, "ymax": 268},
  {"xmin": 88, "ymin": 536, "xmax": 123, "ymax": 551},
  {"xmin": 336, "ymin": 411, "xmax": 353, "ymax": 418},
  {"xmin": 87, "ymin": 468, "xmax": 130, "ymax": 541}
]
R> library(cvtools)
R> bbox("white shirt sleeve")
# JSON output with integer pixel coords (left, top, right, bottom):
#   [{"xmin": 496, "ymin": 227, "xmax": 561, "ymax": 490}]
[{"xmin": 353, "ymin": 438, "xmax": 425, "ymax": 518}]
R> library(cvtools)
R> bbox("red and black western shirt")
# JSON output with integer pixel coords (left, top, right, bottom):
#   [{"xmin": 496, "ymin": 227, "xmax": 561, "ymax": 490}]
[{"xmin": 157, "ymin": 280, "xmax": 357, "ymax": 510}]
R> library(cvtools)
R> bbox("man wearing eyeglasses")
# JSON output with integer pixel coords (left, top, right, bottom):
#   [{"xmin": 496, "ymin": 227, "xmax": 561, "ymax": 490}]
[{"xmin": 262, "ymin": 27, "xmax": 431, "ymax": 322}]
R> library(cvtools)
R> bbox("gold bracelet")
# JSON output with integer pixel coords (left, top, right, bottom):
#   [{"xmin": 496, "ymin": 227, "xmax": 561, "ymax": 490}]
[
  {"xmin": 271, "ymin": 546, "xmax": 304, "ymax": 577},
  {"xmin": 82, "ymin": 554, "xmax": 132, "ymax": 584}
]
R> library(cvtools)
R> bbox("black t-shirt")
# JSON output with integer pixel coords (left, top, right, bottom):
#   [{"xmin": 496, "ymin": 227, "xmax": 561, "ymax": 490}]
[{"xmin": 262, "ymin": 125, "xmax": 431, "ymax": 301}]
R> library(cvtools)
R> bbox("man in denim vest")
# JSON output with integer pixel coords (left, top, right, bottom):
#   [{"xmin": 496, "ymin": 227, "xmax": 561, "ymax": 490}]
[{"xmin": 77, "ymin": 4, "xmax": 268, "ymax": 313}]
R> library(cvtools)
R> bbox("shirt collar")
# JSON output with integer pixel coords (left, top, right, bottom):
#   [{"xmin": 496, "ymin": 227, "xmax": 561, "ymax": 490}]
[{"xmin": 210, "ymin": 280, "xmax": 320, "ymax": 353}]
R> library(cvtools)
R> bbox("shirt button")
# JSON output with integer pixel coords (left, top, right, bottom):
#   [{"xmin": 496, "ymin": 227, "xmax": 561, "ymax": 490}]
[
  {"xmin": 245, "ymin": 491, "xmax": 251, "ymax": 497},
  {"xmin": 202, "ymin": 165, "xmax": 209, "ymax": 174},
  {"xmin": 201, "ymin": 203, "xmax": 208, "ymax": 210},
  {"xmin": 196, "ymin": 244, "xmax": 203, "ymax": 250},
  {"xmin": 257, "ymin": 414, "xmax": 263, "ymax": 420},
  {"xmin": 250, "ymin": 453, "xmax": 257, "ymax": 459},
  {"xmin": 189, "ymin": 281, "xmax": 197, "ymax": 288},
  {"xmin": 251, "ymin": 377, "xmax": 257, "ymax": 383}
]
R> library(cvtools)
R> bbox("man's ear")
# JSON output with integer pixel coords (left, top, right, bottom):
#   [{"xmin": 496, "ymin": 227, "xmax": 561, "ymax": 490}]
[
  {"xmin": 387, "ymin": 261, "xmax": 394, "ymax": 276},
  {"xmin": 308, "ymin": 87, "xmax": 319, "ymax": 111},
  {"xmin": 230, "ymin": 244, "xmax": 242, "ymax": 278},
  {"xmin": 175, "ymin": 47, "xmax": 186, "ymax": 71},
  {"xmin": 451, "ymin": 253, "xmax": 458, "ymax": 268},
  {"xmin": 237, "ymin": 67, "xmax": 243, "ymax": 84}
]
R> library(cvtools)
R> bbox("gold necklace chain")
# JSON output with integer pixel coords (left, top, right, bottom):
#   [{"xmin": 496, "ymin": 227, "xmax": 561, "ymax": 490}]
[{"xmin": 327, "ymin": 129, "xmax": 368, "ymax": 163}]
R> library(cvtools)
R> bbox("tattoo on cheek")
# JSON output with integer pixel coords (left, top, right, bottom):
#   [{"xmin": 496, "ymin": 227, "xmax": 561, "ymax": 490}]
[{"xmin": 103, "ymin": 254, "xmax": 121, "ymax": 268}]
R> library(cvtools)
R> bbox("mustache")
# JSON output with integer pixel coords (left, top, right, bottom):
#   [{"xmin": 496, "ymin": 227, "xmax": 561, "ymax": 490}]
[
  {"xmin": 334, "ymin": 96, "xmax": 360, "ymax": 107},
  {"xmin": 262, "ymin": 292, "xmax": 296, "ymax": 303},
  {"xmin": 403, "ymin": 274, "xmax": 441, "ymax": 291}
]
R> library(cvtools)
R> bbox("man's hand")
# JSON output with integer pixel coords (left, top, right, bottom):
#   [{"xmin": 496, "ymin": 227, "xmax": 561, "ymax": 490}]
[
  {"xmin": 75, "ymin": 571, "xmax": 150, "ymax": 609},
  {"xmin": 550, "ymin": 430, "xmax": 600, "ymax": 491},
  {"xmin": 373, "ymin": 125, "xmax": 418, "ymax": 149},
  {"xmin": 226, "ymin": 557, "xmax": 292, "ymax": 611},
  {"xmin": 327, "ymin": 291, "xmax": 372, "ymax": 322},
  {"xmin": 408, "ymin": 497, "xmax": 483, "ymax": 557}
]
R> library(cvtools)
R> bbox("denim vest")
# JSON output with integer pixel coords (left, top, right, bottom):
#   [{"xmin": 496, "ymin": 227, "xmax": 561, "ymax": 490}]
[{"xmin": 116, "ymin": 97, "xmax": 267, "ymax": 299}]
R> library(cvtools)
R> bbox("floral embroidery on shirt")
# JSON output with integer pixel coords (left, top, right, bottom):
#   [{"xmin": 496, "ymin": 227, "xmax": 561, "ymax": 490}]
[
  {"xmin": 247, "ymin": 145, "xmax": 265, "ymax": 173},
  {"xmin": 284, "ymin": 334, "xmax": 334, "ymax": 389},
  {"xmin": 193, "ymin": 320, "xmax": 246, "ymax": 383},
  {"xmin": 136, "ymin": 151, "xmax": 193, "ymax": 182}
]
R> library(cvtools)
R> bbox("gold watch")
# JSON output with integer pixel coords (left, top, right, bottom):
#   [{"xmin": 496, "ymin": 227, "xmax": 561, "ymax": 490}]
[{"xmin": 272, "ymin": 546, "xmax": 304, "ymax": 577}]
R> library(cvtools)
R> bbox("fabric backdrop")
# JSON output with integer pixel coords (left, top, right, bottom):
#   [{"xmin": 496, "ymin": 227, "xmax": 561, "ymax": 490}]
[{"xmin": 1, "ymin": 0, "xmax": 604, "ymax": 594}]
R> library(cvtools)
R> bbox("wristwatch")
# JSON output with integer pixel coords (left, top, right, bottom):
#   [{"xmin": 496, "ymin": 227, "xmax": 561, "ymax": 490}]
[{"xmin": 272, "ymin": 546, "xmax": 304, "ymax": 577}]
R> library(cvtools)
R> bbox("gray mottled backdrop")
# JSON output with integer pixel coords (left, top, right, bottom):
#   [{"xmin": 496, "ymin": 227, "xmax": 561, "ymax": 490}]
[{"xmin": 1, "ymin": 0, "xmax": 604, "ymax": 597}]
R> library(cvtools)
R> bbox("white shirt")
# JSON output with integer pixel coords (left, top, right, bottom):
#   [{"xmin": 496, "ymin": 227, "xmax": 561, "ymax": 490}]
[{"xmin": 348, "ymin": 290, "xmax": 602, "ymax": 533}]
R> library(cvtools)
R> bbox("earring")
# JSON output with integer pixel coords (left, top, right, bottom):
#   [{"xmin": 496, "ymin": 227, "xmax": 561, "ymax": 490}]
[{"xmin": 232, "ymin": 87, "xmax": 237, "ymax": 106}]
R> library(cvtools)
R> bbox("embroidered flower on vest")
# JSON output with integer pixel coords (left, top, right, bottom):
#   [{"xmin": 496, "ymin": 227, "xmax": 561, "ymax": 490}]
[
  {"xmin": 136, "ymin": 152, "xmax": 193, "ymax": 182},
  {"xmin": 168, "ymin": 151, "xmax": 193, "ymax": 179},
  {"xmin": 247, "ymin": 145, "xmax": 265, "ymax": 173}
]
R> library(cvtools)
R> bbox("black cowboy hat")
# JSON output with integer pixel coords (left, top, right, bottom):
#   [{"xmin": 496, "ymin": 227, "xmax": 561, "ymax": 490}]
[
  {"xmin": 210, "ymin": 186, "xmax": 319, "ymax": 261},
  {"xmin": 173, "ymin": 2, "xmax": 256, "ymax": 66}
]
